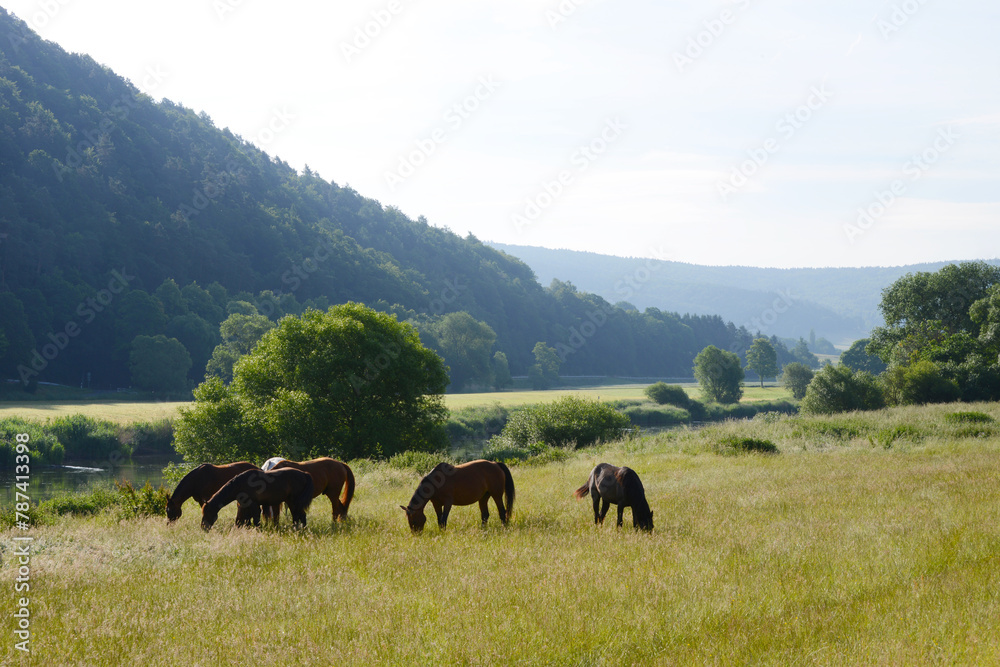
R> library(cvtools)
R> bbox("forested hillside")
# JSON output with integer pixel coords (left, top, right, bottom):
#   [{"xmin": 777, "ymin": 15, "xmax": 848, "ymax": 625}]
[{"xmin": 0, "ymin": 9, "xmax": 766, "ymax": 391}]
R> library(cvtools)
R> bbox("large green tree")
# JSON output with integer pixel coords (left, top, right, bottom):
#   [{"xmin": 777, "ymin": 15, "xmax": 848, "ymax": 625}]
[
  {"xmin": 869, "ymin": 261, "xmax": 1000, "ymax": 363},
  {"xmin": 174, "ymin": 303, "xmax": 449, "ymax": 462},
  {"xmin": 529, "ymin": 342, "xmax": 561, "ymax": 390},
  {"xmin": 129, "ymin": 335, "xmax": 192, "ymax": 393},
  {"xmin": 746, "ymin": 337, "xmax": 778, "ymax": 388},
  {"xmin": 205, "ymin": 311, "xmax": 276, "ymax": 382},
  {"xmin": 693, "ymin": 345, "xmax": 744, "ymax": 404},
  {"xmin": 419, "ymin": 311, "xmax": 496, "ymax": 391},
  {"xmin": 781, "ymin": 362, "xmax": 814, "ymax": 400},
  {"xmin": 840, "ymin": 338, "xmax": 887, "ymax": 374}
]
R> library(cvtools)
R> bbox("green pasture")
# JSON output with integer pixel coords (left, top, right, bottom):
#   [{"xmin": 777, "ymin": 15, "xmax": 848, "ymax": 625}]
[{"xmin": 3, "ymin": 402, "xmax": 1000, "ymax": 664}]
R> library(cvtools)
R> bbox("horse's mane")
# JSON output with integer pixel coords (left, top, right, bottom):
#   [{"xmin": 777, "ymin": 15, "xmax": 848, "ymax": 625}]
[
  {"xmin": 203, "ymin": 470, "xmax": 251, "ymax": 513},
  {"xmin": 407, "ymin": 462, "xmax": 454, "ymax": 509},
  {"xmin": 169, "ymin": 463, "xmax": 209, "ymax": 505},
  {"xmin": 620, "ymin": 467, "xmax": 652, "ymax": 518}
]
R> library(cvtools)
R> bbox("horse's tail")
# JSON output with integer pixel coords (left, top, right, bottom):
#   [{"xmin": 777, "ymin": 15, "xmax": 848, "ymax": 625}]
[
  {"xmin": 497, "ymin": 461, "xmax": 515, "ymax": 519},
  {"xmin": 574, "ymin": 467, "xmax": 595, "ymax": 499},
  {"xmin": 340, "ymin": 463, "xmax": 355, "ymax": 517}
]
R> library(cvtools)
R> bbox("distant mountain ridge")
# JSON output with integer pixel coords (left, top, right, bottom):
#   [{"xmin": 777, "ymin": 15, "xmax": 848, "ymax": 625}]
[{"xmin": 490, "ymin": 244, "xmax": 1000, "ymax": 344}]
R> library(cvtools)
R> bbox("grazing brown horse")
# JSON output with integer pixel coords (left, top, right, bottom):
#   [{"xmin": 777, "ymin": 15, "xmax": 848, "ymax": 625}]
[
  {"xmin": 400, "ymin": 460, "xmax": 514, "ymax": 533},
  {"xmin": 165, "ymin": 462, "xmax": 257, "ymax": 522},
  {"xmin": 574, "ymin": 463, "xmax": 653, "ymax": 531},
  {"xmin": 261, "ymin": 458, "xmax": 355, "ymax": 525},
  {"xmin": 201, "ymin": 468, "xmax": 314, "ymax": 531}
]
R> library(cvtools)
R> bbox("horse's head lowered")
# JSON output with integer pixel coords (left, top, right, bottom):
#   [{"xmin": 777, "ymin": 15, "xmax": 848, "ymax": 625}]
[{"xmin": 400, "ymin": 505, "xmax": 427, "ymax": 533}]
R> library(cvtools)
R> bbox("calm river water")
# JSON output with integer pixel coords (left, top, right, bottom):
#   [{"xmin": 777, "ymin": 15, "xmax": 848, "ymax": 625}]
[{"xmin": 0, "ymin": 456, "xmax": 178, "ymax": 507}]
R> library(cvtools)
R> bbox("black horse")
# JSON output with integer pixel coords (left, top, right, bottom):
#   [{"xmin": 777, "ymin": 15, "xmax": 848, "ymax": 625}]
[
  {"xmin": 201, "ymin": 468, "xmax": 314, "ymax": 531},
  {"xmin": 573, "ymin": 463, "xmax": 653, "ymax": 531}
]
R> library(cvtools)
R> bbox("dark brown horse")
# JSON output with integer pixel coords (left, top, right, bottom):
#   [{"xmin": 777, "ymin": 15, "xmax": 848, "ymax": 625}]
[
  {"xmin": 400, "ymin": 460, "xmax": 514, "ymax": 533},
  {"xmin": 262, "ymin": 457, "xmax": 355, "ymax": 525},
  {"xmin": 165, "ymin": 462, "xmax": 257, "ymax": 522},
  {"xmin": 201, "ymin": 468, "xmax": 314, "ymax": 531},
  {"xmin": 574, "ymin": 463, "xmax": 653, "ymax": 531}
]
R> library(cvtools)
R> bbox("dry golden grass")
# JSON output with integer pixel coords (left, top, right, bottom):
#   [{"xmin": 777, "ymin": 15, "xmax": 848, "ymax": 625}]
[
  {"xmin": 3, "ymin": 403, "xmax": 1000, "ymax": 664},
  {"xmin": 0, "ymin": 401, "xmax": 187, "ymax": 424}
]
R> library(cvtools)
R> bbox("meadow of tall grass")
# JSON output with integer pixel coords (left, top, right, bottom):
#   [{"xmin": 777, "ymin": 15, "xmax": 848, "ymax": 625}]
[{"xmin": 3, "ymin": 402, "xmax": 1000, "ymax": 664}]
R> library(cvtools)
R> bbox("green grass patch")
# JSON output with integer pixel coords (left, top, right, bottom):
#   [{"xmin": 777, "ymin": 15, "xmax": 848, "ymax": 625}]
[{"xmin": 7, "ymin": 407, "xmax": 1000, "ymax": 664}]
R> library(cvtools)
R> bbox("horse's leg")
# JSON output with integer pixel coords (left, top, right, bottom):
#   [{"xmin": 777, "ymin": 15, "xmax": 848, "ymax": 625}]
[
  {"xmin": 439, "ymin": 502, "xmax": 453, "ymax": 530},
  {"xmin": 479, "ymin": 496, "xmax": 490, "ymax": 525},
  {"xmin": 431, "ymin": 499, "xmax": 445, "ymax": 529},
  {"xmin": 617, "ymin": 504, "xmax": 625, "ymax": 528},
  {"xmin": 251, "ymin": 504, "xmax": 261, "ymax": 528},
  {"xmin": 494, "ymin": 491, "xmax": 507, "ymax": 525},
  {"xmin": 328, "ymin": 492, "xmax": 340, "ymax": 524},
  {"xmin": 599, "ymin": 498, "xmax": 611, "ymax": 524},
  {"xmin": 592, "ymin": 492, "xmax": 601, "ymax": 524}
]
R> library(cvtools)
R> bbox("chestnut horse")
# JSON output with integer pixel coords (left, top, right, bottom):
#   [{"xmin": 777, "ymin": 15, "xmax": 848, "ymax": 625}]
[
  {"xmin": 400, "ymin": 460, "xmax": 514, "ymax": 533},
  {"xmin": 201, "ymin": 468, "xmax": 314, "ymax": 531},
  {"xmin": 261, "ymin": 457, "xmax": 355, "ymax": 525},
  {"xmin": 574, "ymin": 463, "xmax": 653, "ymax": 531},
  {"xmin": 165, "ymin": 461, "xmax": 257, "ymax": 522}
]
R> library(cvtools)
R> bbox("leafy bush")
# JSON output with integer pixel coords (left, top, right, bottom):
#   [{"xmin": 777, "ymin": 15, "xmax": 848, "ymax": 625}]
[
  {"xmin": 114, "ymin": 480, "xmax": 170, "ymax": 519},
  {"xmin": 35, "ymin": 481, "xmax": 169, "ymax": 520},
  {"xmin": 945, "ymin": 411, "xmax": 994, "ymax": 424},
  {"xmin": 445, "ymin": 403, "xmax": 510, "ymax": 445},
  {"xmin": 39, "ymin": 486, "xmax": 119, "ymax": 516},
  {"xmin": 801, "ymin": 365, "xmax": 885, "ymax": 415},
  {"xmin": 481, "ymin": 439, "xmax": 570, "ymax": 466},
  {"xmin": 898, "ymin": 361, "xmax": 961, "ymax": 406},
  {"xmin": 387, "ymin": 450, "xmax": 450, "ymax": 473},
  {"xmin": 620, "ymin": 404, "xmax": 690, "ymax": 428},
  {"xmin": 48, "ymin": 415, "xmax": 131, "ymax": 461},
  {"xmin": 118, "ymin": 419, "xmax": 174, "ymax": 456},
  {"xmin": 0, "ymin": 417, "xmax": 64, "ymax": 466},
  {"xmin": 644, "ymin": 383, "xmax": 692, "ymax": 408},
  {"xmin": 488, "ymin": 396, "xmax": 630, "ymax": 452},
  {"xmin": 713, "ymin": 435, "xmax": 778, "ymax": 455},
  {"xmin": 867, "ymin": 425, "xmax": 922, "ymax": 449},
  {"xmin": 701, "ymin": 400, "xmax": 798, "ymax": 421}
]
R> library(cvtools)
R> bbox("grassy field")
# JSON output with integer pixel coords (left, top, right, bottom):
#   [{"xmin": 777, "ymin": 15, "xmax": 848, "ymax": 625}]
[
  {"xmin": 0, "ymin": 383, "xmax": 794, "ymax": 423},
  {"xmin": 3, "ymin": 402, "xmax": 999, "ymax": 664},
  {"xmin": 0, "ymin": 400, "xmax": 188, "ymax": 424}
]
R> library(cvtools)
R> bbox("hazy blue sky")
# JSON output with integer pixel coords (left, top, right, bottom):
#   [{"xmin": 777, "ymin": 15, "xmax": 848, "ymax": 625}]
[{"xmin": 7, "ymin": 0, "xmax": 999, "ymax": 268}]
